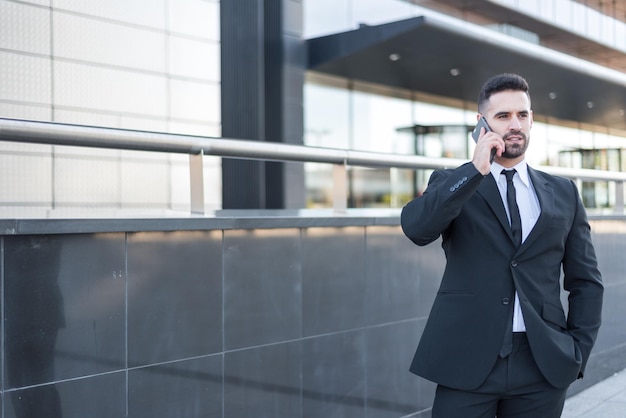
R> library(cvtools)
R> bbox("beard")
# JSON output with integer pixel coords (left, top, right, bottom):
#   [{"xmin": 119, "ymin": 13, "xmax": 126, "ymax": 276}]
[{"xmin": 501, "ymin": 131, "xmax": 529, "ymax": 159}]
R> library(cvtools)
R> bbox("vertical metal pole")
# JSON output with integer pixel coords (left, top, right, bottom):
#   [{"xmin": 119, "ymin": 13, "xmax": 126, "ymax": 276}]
[
  {"xmin": 333, "ymin": 162, "xmax": 347, "ymax": 213},
  {"xmin": 615, "ymin": 180, "xmax": 624, "ymax": 214},
  {"xmin": 190, "ymin": 151, "xmax": 205, "ymax": 214}
]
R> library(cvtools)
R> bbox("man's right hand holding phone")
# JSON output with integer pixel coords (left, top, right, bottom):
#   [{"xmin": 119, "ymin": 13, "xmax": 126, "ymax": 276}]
[{"xmin": 471, "ymin": 116, "xmax": 504, "ymax": 175}]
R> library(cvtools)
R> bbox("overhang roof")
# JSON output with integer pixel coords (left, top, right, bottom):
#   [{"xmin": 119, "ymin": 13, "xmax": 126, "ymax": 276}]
[{"xmin": 307, "ymin": 15, "xmax": 626, "ymax": 132}]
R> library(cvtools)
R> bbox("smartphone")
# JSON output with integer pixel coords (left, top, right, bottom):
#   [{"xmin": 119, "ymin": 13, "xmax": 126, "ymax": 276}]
[
  {"xmin": 471, "ymin": 116, "xmax": 496, "ymax": 162},
  {"xmin": 471, "ymin": 116, "xmax": 491, "ymax": 142}
]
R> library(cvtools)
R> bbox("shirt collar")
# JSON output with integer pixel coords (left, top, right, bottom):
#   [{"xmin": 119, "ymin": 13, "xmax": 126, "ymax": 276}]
[{"xmin": 490, "ymin": 160, "xmax": 530, "ymax": 188}]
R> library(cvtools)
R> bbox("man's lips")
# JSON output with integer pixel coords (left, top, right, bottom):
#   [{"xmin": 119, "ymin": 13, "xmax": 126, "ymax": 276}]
[{"xmin": 504, "ymin": 134, "xmax": 524, "ymax": 141}]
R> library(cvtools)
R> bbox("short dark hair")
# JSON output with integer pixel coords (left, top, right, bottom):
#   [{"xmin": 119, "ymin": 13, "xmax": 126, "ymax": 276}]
[{"xmin": 477, "ymin": 73, "xmax": 530, "ymax": 114}]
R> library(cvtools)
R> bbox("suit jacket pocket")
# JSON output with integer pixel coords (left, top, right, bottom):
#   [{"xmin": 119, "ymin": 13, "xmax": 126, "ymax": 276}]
[
  {"xmin": 437, "ymin": 290, "xmax": 475, "ymax": 296},
  {"xmin": 542, "ymin": 301, "xmax": 567, "ymax": 330}
]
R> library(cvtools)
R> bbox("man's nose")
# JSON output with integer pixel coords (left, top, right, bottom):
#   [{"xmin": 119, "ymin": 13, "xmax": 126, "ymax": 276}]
[{"xmin": 509, "ymin": 117, "xmax": 522, "ymax": 130}]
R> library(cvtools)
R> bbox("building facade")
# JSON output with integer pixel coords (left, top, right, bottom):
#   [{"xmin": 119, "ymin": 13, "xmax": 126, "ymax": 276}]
[
  {"xmin": 2, "ymin": 2, "xmax": 626, "ymax": 417},
  {"xmin": 0, "ymin": 0, "xmax": 221, "ymax": 215},
  {"xmin": 1, "ymin": 0, "xmax": 626, "ymax": 212}
]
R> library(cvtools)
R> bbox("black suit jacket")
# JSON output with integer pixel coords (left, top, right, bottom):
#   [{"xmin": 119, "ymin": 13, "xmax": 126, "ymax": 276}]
[{"xmin": 401, "ymin": 162, "xmax": 603, "ymax": 390}]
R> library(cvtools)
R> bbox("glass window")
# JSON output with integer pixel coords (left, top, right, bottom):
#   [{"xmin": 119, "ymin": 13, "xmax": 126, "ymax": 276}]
[
  {"xmin": 304, "ymin": 80, "xmax": 351, "ymax": 149},
  {"xmin": 303, "ymin": 0, "xmax": 350, "ymax": 38},
  {"xmin": 304, "ymin": 79, "xmax": 350, "ymax": 208},
  {"xmin": 350, "ymin": 0, "xmax": 415, "ymax": 28},
  {"xmin": 352, "ymin": 90, "xmax": 413, "ymax": 153}
]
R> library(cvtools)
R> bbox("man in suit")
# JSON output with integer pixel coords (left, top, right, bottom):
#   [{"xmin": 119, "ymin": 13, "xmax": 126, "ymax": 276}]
[{"xmin": 401, "ymin": 73, "xmax": 603, "ymax": 417}]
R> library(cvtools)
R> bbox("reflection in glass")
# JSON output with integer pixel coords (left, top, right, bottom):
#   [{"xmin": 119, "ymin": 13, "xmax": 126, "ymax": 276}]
[
  {"xmin": 5, "ymin": 236, "xmax": 65, "ymax": 418},
  {"xmin": 559, "ymin": 148, "xmax": 626, "ymax": 210}
]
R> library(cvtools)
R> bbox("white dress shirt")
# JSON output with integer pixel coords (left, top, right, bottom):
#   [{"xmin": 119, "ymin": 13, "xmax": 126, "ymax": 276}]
[{"xmin": 490, "ymin": 161, "xmax": 541, "ymax": 332}]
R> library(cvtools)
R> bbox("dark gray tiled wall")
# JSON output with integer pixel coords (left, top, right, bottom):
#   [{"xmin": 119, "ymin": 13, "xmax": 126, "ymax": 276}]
[
  {"xmin": 3, "ymin": 234, "xmax": 127, "ymax": 418},
  {"xmin": 224, "ymin": 341, "xmax": 302, "ymax": 417},
  {"xmin": 302, "ymin": 227, "xmax": 366, "ymax": 337},
  {"xmin": 128, "ymin": 356, "xmax": 223, "ymax": 418},
  {"xmin": 302, "ymin": 330, "xmax": 366, "ymax": 417},
  {"xmin": 1, "ymin": 220, "xmax": 624, "ymax": 417},
  {"xmin": 364, "ymin": 227, "xmax": 444, "ymax": 326},
  {"xmin": 223, "ymin": 229, "xmax": 301, "ymax": 350},
  {"xmin": 366, "ymin": 320, "xmax": 433, "ymax": 418},
  {"xmin": 127, "ymin": 230, "xmax": 223, "ymax": 366},
  {"xmin": 4, "ymin": 234, "xmax": 127, "ymax": 389},
  {"xmin": 6, "ymin": 372, "xmax": 126, "ymax": 418}
]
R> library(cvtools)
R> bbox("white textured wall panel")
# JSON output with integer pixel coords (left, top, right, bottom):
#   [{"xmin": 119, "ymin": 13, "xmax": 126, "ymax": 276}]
[
  {"xmin": 0, "ymin": 1, "xmax": 50, "ymax": 55},
  {"xmin": 0, "ymin": 52, "xmax": 51, "ymax": 104},
  {"xmin": 169, "ymin": 79, "xmax": 220, "ymax": 123},
  {"xmin": 54, "ymin": 0, "xmax": 166, "ymax": 29},
  {"xmin": 169, "ymin": 0, "xmax": 220, "ymax": 40},
  {"xmin": 54, "ymin": 153, "xmax": 121, "ymax": 204},
  {"xmin": 169, "ymin": 37, "xmax": 220, "ymax": 81},
  {"xmin": 0, "ymin": 154, "xmax": 53, "ymax": 203},
  {"xmin": 0, "ymin": 0, "xmax": 221, "ymax": 212},
  {"xmin": 53, "ymin": 12, "xmax": 167, "ymax": 72},
  {"xmin": 54, "ymin": 61, "xmax": 167, "ymax": 117},
  {"xmin": 120, "ymin": 152, "xmax": 170, "ymax": 207}
]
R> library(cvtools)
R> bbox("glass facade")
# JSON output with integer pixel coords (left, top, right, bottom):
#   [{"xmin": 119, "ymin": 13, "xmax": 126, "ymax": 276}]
[
  {"xmin": 1, "ymin": 0, "xmax": 626, "ymax": 212},
  {"xmin": 303, "ymin": 0, "xmax": 626, "ymax": 209},
  {"xmin": 490, "ymin": 0, "xmax": 626, "ymax": 53}
]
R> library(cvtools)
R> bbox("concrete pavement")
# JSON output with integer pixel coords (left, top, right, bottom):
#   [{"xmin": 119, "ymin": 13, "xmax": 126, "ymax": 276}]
[{"xmin": 562, "ymin": 368, "xmax": 626, "ymax": 417}]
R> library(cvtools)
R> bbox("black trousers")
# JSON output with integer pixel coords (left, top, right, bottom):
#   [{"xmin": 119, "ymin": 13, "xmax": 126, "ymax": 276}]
[{"xmin": 432, "ymin": 333, "xmax": 568, "ymax": 418}]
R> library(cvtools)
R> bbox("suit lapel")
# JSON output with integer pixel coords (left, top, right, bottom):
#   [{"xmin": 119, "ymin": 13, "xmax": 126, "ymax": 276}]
[
  {"xmin": 519, "ymin": 167, "xmax": 554, "ymax": 251},
  {"xmin": 476, "ymin": 174, "xmax": 514, "ymax": 242},
  {"xmin": 476, "ymin": 167, "xmax": 555, "ymax": 250}
]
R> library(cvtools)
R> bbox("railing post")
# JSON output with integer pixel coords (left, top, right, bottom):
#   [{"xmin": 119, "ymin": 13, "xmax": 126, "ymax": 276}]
[
  {"xmin": 333, "ymin": 162, "xmax": 347, "ymax": 213},
  {"xmin": 190, "ymin": 151, "xmax": 205, "ymax": 214},
  {"xmin": 615, "ymin": 180, "xmax": 624, "ymax": 214}
]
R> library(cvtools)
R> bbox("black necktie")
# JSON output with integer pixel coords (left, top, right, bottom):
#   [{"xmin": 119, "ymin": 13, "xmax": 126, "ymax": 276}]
[
  {"xmin": 502, "ymin": 169, "xmax": 522, "ymax": 247},
  {"xmin": 500, "ymin": 169, "xmax": 521, "ymax": 358}
]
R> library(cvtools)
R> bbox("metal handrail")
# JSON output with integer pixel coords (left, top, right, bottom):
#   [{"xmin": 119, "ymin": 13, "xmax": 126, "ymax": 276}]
[{"xmin": 1, "ymin": 117, "xmax": 625, "ymax": 213}]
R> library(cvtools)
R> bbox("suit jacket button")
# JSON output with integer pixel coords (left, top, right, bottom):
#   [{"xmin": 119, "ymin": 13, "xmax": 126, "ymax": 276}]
[
  {"xmin": 511, "ymin": 260, "xmax": 518, "ymax": 267},
  {"xmin": 502, "ymin": 298, "xmax": 510, "ymax": 305}
]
